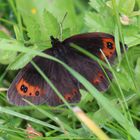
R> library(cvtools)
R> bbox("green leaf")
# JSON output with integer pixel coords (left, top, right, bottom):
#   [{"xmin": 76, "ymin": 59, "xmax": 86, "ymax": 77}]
[
  {"xmin": 0, "ymin": 31, "xmax": 10, "ymax": 39},
  {"xmin": 15, "ymin": 0, "xmax": 49, "ymax": 42},
  {"xmin": 0, "ymin": 38, "xmax": 17, "ymax": 65},
  {"xmin": 62, "ymin": 28, "xmax": 71, "ymax": 39},
  {"xmin": 107, "ymin": 0, "xmax": 135, "ymax": 15},
  {"xmin": 85, "ymin": 11, "xmax": 114, "ymax": 33},
  {"xmin": 45, "ymin": 0, "xmax": 79, "ymax": 35},
  {"xmin": 8, "ymin": 51, "xmax": 35, "ymax": 70},
  {"xmin": 118, "ymin": 0, "xmax": 135, "ymax": 15},
  {"xmin": 0, "ymin": 49, "xmax": 17, "ymax": 65},
  {"xmin": 43, "ymin": 10, "xmax": 60, "ymax": 39},
  {"xmin": 114, "ymin": 67, "xmax": 135, "ymax": 91},
  {"xmin": 13, "ymin": 25, "xmax": 23, "ymax": 41},
  {"xmin": 89, "ymin": 0, "xmax": 105, "ymax": 12}
]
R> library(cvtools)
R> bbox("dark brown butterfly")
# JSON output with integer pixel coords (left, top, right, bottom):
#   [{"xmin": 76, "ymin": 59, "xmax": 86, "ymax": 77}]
[{"xmin": 7, "ymin": 32, "xmax": 125, "ymax": 106}]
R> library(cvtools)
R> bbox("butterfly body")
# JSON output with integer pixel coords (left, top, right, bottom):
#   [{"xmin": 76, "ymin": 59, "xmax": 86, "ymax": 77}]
[{"xmin": 7, "ymin": 32, "xmax": 125, "ymax": 106}]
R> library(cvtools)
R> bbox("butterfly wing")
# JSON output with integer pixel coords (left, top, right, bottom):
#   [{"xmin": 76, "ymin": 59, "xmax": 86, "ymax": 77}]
[
  {"xmin": 7, "ymin": 62, "xmax": 48, "ymax": 106},
  {"xmin": 62, "ymin": 32, "xmax": 116, "ymax": 91},
  {"xmin": 63, "ymin": 51, "xmax": 112, "ymax": 91},
  {"xmin": 63, "ymin": 32, "xmax": 118, "ymax": 64},
  {"xmin": 7, "ymin": 50, "xmax": 81, "ymax": 106},
  {"xmin": 43, "ymin": 61, "xmax": 81, "ymax": 106}
]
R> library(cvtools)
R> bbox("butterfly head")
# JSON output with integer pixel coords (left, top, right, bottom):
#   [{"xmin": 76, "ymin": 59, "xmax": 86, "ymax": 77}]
[{"xmin": 50, "ymin": 36, "xmax": 62, "ymax": 48}]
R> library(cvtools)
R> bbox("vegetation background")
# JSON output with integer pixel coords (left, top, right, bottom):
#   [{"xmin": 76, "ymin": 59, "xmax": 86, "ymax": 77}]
[{"xmin": 0, "ymin": 0, "xmax": 140, "ymax": 139}]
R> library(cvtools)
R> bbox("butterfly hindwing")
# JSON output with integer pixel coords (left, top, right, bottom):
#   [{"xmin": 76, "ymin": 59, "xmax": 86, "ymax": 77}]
[
  {"xmin": 7, "ymin": 51, "xmax": 81, "ymax": 106},
  {"xmin": 64, "ymin": 51, "xmax": 112, "ymax": 91},
  {"xmin": 7, "ymin": 67, "xmax": 48, "ymax": 106},
  {"xmin": 43, "ymin": 61, "xmax": 81, "ymax": 106},
  {"xmin": 7, "ymin": 52, "xmax": 54, "ymax": 106}
]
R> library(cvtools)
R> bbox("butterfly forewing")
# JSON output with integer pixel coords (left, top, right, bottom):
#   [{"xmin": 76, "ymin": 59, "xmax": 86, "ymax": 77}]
[{"xmin": 63, "ymin": 32, "xmax": 117, "ymax": 63}]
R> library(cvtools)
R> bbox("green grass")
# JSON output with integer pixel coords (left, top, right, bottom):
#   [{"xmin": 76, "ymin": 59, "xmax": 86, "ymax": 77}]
[{"xmin": 0, "ymin": 0, "xmax": 140, "ymax": 139}]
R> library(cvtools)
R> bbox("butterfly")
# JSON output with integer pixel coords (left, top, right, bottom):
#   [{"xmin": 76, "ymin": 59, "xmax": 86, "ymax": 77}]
[{"xmin": 7, "ymin": 32, "xmax": 126, "ymax": 106}]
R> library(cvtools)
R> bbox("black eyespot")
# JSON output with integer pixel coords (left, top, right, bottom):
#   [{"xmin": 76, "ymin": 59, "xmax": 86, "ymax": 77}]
[
  {"xmin": 107, "ymin": 42, "xmax": 113, "ymax": 49},
  {"xmin": 35, "ymin": 91, "xmax": 40, "ymax": 96},
  {"xmin": 23, "ymin": 86, "xmax": 28, "ymax": 93},
  {"xmin": 20, "ymin": 85, "xmax": 28, "ymax": 93},
  {"xmin": 20, "ymin": 85, "xmax": 25, "ymax": 91}
]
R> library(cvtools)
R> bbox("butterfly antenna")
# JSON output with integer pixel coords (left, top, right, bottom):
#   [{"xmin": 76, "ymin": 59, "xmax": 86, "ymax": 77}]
[{"xmin": 59, "ymin": 12, "xmax": 68, "ymax": 41}]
